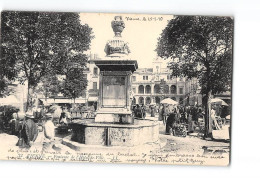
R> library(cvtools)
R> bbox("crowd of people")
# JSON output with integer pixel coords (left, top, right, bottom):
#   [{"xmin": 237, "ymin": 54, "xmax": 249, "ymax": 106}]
[
  {"xmin": 7, "ymin": 103, "xmax": 92, "ymax": 150},
  {"xmin": 1, "ymin": 99, "xmax": 229, "ymax": 150},
  {"xmin": 132, "ymin": 104, "xmax": 146, "ymax": 119},
  {"xmin": 159, "ymin": 105, "xmax": 205, "ymax": 136},
  {"xmin": 131, "ymin": 102, "xmax": 229, "ymax": 138},
  {"xmin": 2, "ymin": 102, "xmax": 100, "ymax": 141},
  {"xmin": 4, "ymin": 103, "xmax": 89, "ymax": 150}
]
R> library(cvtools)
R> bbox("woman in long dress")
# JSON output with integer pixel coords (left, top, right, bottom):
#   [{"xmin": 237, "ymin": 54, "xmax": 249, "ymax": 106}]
[
  {"xmin": 17, "ymin": 113, "xmax": 38, "ymax": 148},
  {"xmin": 158, "ymin": 105, "xmax": 163, "ymax": 122},
  {"xmin": 211, "ymin": 107, "xmax": 221, "ymax": 130},
  {"xmin": 150, "ymin": 105, "xmax": 155, "ymax": 117}
]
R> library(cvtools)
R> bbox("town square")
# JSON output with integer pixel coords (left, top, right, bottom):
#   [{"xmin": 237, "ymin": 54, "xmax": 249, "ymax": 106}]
[{"xmin": 0, "ymin": 11, "xmax": 232, "ymax": 166}]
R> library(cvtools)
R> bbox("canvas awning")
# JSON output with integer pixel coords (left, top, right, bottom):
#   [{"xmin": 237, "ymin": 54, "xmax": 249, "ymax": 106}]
[
  {"xmin": 88, "ymin": 97, "xmax": 98, "ymax": 102},
  {"xmin": 39, "ymin": 98, "xmax": 87, "ymax": 104}
]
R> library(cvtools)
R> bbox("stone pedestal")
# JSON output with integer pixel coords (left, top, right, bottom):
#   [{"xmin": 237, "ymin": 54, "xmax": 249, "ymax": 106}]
[{"xmin": 93, "ymin": 59, "xmax": 138, "ymax": 124}]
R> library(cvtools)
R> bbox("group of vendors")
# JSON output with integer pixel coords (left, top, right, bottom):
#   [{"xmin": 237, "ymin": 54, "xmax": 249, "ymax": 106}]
[{"xmin": 155, "ymin": 98, "xmax": 230, "ymax": 137}]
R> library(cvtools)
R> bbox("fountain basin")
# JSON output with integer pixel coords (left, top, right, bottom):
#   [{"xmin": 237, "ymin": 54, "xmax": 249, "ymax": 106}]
[{"xmin": 69, "ymin": 119, "xmax": 159, "ymax": 147}]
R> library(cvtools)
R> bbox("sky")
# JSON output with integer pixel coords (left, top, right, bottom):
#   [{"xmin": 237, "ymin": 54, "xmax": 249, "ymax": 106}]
[{"xmin": 80, "ymin": 13, "xmax": 173, "ymax": 68}]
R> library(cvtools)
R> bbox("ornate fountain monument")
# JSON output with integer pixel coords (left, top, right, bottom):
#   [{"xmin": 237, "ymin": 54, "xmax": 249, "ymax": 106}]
[
  {"xmin": 94, "ymin": 16, "xmax": 136, "ymax": 124},
  {"xmin": 65, "ymin": 16, "xmax": 159, "ymax": 148}
]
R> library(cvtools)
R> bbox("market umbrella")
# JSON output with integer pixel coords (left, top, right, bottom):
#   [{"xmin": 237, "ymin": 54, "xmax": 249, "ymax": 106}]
[
  {"xmin": 210, "ymin": 98, "xmax": 228, "ymax": 106},
  {"xmin": 160, "ymin": 98, "xmax": 178, "ymax": 105}
]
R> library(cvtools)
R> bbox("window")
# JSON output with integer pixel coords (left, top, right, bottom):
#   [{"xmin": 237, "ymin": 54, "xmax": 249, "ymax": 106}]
[
  {"xmin": 179, "ymin": 87, "xmax": 183, "ymax": 94},
  {"xmin": 132, "ymin": 76, "xmax": 136, "ymax": 82},
  {"xmin": 93, "ymin": 67, "xmax": 98, "ymax": 76},
  {"xmin": 143, "ymin": 76, "xmax": 148, "ymax": 80},
  {"xmin": 138, "ymin": 97, "xmax": 144, "ymax": 105},
  {"xmin": 154, "ymin": 84, "xmax": 160, "ymax": 94},
  {"xmin": 164, "ymin": 85, "xmax": 169, "ymax": 94},
  {"xmin": 93, "ymin": 82, "xmax": 97, "ymax": 90},
  {"xmin": 138, "ymin": 85, "xmax": 144, "ymax": 94},
  {"xmin": 145, "ymin": 97, "xmax": 151, "ymax": 105},
  {"xmin": 145, "ymin": 85, "xmax": 151, "ymax": 94},
  {"xmin": 132, "ymin": 87, "xmax": 136, "ymax": 94},
  {"xmin": 170, "ymin": 85, "xmax": 176, "ymax": 94}
]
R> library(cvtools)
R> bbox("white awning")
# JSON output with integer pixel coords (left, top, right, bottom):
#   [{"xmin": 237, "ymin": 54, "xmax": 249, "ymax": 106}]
[
  {"xmin": 39, "ymin": 98, "xmax": 87, "ymax": 104},
  {"xmin": 88, "ymin": 97, "xmax": 98, "ymax": 101}
]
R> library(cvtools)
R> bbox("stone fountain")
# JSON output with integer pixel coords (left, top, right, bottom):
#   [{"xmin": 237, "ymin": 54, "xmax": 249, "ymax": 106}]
[{"xmin": 65, "ymin": 16, "xmax": 159, "ymax": 148}]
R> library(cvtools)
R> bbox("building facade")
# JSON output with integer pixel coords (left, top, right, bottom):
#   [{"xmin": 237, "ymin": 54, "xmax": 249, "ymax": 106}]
[
  {"xmin": 84, "ymin": 54, "xmax": 100, "ymax": 106},
  {"xmin": 84, "ymin": 57, "xmax": 186, "ymax": 106},
  {"xmin": 184, "ymin": 78, "xmax": 203, "ymax": 106},
  {"xmin": 41, "ymin": 56, "xmax": 212, "ymax": 108},
  {"xmin": 131, "ymin": 58, "xmax": 186, "ymax": 105}
]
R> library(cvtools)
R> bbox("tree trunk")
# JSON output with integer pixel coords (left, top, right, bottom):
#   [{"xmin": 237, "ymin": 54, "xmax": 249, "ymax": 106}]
[
  {"xmin": 203, "ymin": 56, "xmax": 211, "ymax": 139},
  {"xmin": 204, "ymin": 90, "xmax": 212, "ymax": 139},
  {"xmin": 45, "ymin": 90, "xmax": 47, "ymax": 102},
  {"xmin": 26, "ymin": 83, "xmax": 33, "ymax": 112}
]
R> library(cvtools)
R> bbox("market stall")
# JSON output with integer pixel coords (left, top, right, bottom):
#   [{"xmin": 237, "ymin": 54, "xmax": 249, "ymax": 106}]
[{"xmin": 210, "ymin": 98, "xmax": 230, "ymax": 140}]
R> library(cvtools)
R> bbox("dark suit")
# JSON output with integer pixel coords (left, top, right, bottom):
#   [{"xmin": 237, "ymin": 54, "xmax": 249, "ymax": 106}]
[
  {"xmin": 18, "ymin": 118, "xmax": 38, "ymax": 148},
  {"xmin": 166, "ymin": 113, "xmax": 177, "ymax": 134}
]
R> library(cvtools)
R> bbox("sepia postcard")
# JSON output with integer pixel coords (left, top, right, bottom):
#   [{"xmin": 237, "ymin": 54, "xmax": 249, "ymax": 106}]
[{"xmin": 0, "ymin": 11, "xmax": 233, "ymax": 166}]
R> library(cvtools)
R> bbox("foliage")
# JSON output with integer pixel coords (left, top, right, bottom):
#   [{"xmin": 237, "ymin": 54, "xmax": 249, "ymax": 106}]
[
  {"xmin": 0, "ymin": 105, "xmax": 19, "ymax": 113},
  {"xmin": 157, "ymin": 16, "xmax": 233, "ymax": 136},
  {"xmin": 34, "ymin": 73, "xmax": 61, "ymax": 98},
  {"xmin": 157, "ymin": 16, "xmax": 233, "ymax": 96},
  {"xmin": 61, "ymin": 67, "xmax": 87, "ymax": 101},
  {"xmin": 0, "ymin": 105, "xmax": 19, "ymax": 123},
  {"xmin": 1, "ymin": 11, "xmax": 94, "ymax": 108},
  {"xmin": 0, "ymin": 78, "xmax": 13, "ymax": 98}
]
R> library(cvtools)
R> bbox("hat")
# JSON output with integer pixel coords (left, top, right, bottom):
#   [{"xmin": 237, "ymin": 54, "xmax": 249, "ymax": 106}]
[
  {"xmin": 25, "ymin": 112, "xmax": 34, "ymax": 119},
  {"xmin": 45, "ymin": 113, "xmax": 53, "ymax": 119}
]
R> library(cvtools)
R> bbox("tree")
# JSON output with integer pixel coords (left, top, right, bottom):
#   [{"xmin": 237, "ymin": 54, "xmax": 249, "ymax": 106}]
[
  {"xmin": 157, "ymin": 16, "xmax": 233, "ymax": 137},
  {"xmin": 0, "ymin": 78, "xmax": 14, "ymax": 98},
  {"xmin": 1, "ymin": 11, "xmax": 93, "ymax": 110},
  {"xmin": 34, "ymin": 73, "xmax": 61, "ymax": 102},
  {"xmin": 61, "ymin": 67, "xmax": 87, "ymax": 104},
  {"xmin": 0, "ymin": 29, "xmax": 16, "ymax": 97}
]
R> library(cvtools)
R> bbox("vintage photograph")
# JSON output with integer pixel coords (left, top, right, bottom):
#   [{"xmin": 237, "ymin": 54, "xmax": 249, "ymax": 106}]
[{"xmin": 0, "ymin": 11, "xmax": 233, "ymax": 166}]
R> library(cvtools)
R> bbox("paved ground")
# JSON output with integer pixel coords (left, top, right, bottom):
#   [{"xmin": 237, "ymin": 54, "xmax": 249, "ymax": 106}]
[
  {"xmin": 0, "ymin": 117, "xmax": 230, "ymax": 165},
  {"xmin": 0, "ymin": 120, "xmax": 229, "ymax": 153}
]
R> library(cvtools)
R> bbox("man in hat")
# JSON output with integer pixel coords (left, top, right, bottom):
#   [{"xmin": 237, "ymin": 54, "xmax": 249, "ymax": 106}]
[
  {"xmin": 42, "ymin": 113, "xmax": 55, "ymax": 151},
  {"xmin": 17, "ymin": 112, "xmax": 38, "ymax": 148}
]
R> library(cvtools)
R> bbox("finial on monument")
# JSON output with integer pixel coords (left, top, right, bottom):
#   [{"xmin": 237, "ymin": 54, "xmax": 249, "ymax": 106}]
[
  {"xmin": 111, "ymin": 16, "xmax": 125, "ymax": 37},
  {"xmin": 104, "ymin": 16, "xmax": 130, "ymax": 57}
]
